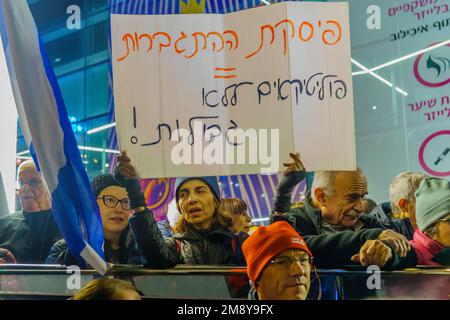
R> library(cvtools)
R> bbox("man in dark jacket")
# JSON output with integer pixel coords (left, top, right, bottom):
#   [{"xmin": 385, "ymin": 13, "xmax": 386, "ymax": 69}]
[
  {"xmin": 271, "ymin": 153, "xmax": 416, "ymax": 269},
  {"xmin": 0, "ymin": 160, "xmax": 61, "ymax": 263}
]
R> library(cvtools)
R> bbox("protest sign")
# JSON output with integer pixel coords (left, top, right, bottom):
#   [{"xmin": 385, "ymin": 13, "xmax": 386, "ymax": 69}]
[{"xmin": 111, "ymin": 2, "xmax": 355, "ymax": 178}]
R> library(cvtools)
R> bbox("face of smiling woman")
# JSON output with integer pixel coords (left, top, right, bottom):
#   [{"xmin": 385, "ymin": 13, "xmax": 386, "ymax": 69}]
[
  {"xmin": 96, "ymin": 186, "xmax": 132, "ymax": 237},
  {"xmin": 177, "ymin": 180, "xmax": 218, "ymax": 231}
]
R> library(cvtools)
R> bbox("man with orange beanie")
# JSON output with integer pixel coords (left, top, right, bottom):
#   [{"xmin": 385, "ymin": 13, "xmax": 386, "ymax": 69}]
[{"xmin": 242, "ymin": 221, "xmax": 313, "ymax": 300}]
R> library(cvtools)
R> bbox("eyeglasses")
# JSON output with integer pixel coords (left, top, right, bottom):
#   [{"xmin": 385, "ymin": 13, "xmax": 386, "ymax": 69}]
[
  {"xmin": 16, "ymin": 178, "xmax": 42, "ymax": 190},
  {"xmin": 269, "ymin": 255, "xmax": 312, "ymax": 269},
  {"xmin": 97, "ymin": 195, "xmax": 131, "ymax": 210}
]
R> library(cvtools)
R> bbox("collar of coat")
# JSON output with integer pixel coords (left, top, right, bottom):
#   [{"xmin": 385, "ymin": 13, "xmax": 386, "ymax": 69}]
[
  {"xmin": 302, "ymin": 192, "xmax": 323, "ymax": 234},
  {"xmin": 172, "ymin": 224, "xmax": 233, "ymax": 241}
]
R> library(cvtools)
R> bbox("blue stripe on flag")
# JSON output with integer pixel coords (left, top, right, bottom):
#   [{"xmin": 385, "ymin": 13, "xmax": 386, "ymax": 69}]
[
  {"xmin": 38, "ymin": 36, "xmax": 105, "ymax": 262},
  {"xmin": 0, "ymin": 0, "xmax": 106, "ymax": 273}
]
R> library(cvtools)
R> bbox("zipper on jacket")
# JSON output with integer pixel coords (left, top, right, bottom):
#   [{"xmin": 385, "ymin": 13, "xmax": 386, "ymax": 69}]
[{"xmin": 203, "ymin": 239, "xmax": 207, "ymax": 264}]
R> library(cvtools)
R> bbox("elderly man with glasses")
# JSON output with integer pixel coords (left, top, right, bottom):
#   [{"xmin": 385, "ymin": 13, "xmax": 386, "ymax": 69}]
[
  {"xmin": 0, "ymin": 160, "xmax": 61, "ymax": 263},
  {"xmin": 242, "ymin": 221, "xmax": 313, "ymax": 300}
]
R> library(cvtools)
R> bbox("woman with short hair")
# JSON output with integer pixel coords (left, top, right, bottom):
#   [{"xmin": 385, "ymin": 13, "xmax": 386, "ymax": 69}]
[{"xmin": 220, "ymin": 198, "xmax": 252, "ymax": 234}]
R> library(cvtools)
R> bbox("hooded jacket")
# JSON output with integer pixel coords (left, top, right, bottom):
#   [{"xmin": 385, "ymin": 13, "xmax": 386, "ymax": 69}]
[
  {"xmin": 0, "ymin": 210, "xmax": 61, "ymax": 263},
  {"xmin": 129, "ymin": 208, "xmax": 247, "ymax": 268}
]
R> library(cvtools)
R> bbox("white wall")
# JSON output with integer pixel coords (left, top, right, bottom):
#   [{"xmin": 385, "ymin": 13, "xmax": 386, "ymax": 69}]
[{"xmin": 0, "ymin": 33, "xmax": 18, "ymax": 213}]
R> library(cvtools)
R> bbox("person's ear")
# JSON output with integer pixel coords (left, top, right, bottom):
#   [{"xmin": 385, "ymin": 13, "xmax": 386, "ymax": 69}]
[{"xmin": 314, "ymin": 188, "xmax": 327, "ymax": 205}]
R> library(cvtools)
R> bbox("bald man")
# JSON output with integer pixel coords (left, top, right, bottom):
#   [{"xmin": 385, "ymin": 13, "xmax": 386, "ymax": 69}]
[{"xmin": 0, "ymin": 160, "xmax": 61, "ymax": 263}]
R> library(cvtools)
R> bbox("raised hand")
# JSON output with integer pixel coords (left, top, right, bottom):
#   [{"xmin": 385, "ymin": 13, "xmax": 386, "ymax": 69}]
[{"xmin": 282, "ymin": 152, "xmax": 305, "ymax": 176}]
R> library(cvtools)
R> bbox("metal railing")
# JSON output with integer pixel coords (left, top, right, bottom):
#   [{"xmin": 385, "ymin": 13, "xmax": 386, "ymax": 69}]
[{"xmin": 0, "ymin": 265, "xmax": 449, "ymax": 300}]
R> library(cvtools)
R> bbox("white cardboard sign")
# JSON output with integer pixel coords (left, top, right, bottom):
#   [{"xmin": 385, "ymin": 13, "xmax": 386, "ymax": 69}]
[{"xmin": 111, "ymin": 2, "xmax": 356, "ymax": 178}]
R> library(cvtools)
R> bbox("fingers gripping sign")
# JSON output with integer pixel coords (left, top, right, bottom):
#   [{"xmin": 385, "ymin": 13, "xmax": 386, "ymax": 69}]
[
  {"xmin": 116, "ymin": 151, "xmax": 138, "ymax": 179},
  {"xmin": 114, "ymin": 151, "xmax": 147, "ymax": 212},
  {"xmin": 282, "ymin": 152, "xmax": 305, "ymax": 176}
]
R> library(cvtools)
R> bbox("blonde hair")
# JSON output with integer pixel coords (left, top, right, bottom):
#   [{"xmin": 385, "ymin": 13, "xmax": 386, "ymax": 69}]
[
  {"xmin": 220, "ymin": 198, "xmax": 248, "ymax": 217},
  {"xmin": 72, "ymin": 279, "xmax": 139, "ymax": 300}
]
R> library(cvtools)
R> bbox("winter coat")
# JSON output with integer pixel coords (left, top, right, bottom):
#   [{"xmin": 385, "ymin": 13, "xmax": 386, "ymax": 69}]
[
  {"xmin": 0, "ymin": 210, "xmax": 61, "ymax": 263},
  {"xmin": 129, "ymin": 208, "xmax": 247, "ymax": 268},
  {"xmin": 271, "ymin": 193, "xmax": 417, "ymax": 269},
  {"xmin": 410, "ymin": 229, "xmax": 450, "ymax": 266},
  {"xmin": 45, "ymin": 226, "xmax": 141, "ymax": 266},
  {"xmin": 368, "ymin": 202, "xmax": 414, "ymax": 240}
]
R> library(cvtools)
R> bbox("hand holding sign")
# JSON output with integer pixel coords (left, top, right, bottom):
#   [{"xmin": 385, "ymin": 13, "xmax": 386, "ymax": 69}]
[
  {"xmin": 116, "ymin": 151, "xmax": 139, "ymax": 179},
  {"xmin": 282, "ymin": 152, "xmax": 305, "ymax": 176},
  {"xmin": 114, "ymin": 151, "xmax": 146, "ymax": 211},
  {"xmin": 111, "ymin": 2, "xmax": 355, "ymax": 178}
]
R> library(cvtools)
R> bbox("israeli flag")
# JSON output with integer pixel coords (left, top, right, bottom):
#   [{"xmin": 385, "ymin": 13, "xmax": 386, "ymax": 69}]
[{"xmin": 0, "ymin": 0, "xmax": 107, "ymax": 274}]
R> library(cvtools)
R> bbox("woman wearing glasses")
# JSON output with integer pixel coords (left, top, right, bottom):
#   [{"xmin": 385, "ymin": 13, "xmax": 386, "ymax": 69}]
[
  {"xmin": 410, "ymin": 177, "xmax": 450, "ymax": 266},
  {"xmin": 46, "ymin": 174, "xmax": 140, "ymax": 266}
]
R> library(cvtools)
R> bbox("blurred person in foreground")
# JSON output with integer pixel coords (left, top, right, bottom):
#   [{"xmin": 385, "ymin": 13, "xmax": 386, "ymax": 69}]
[{"xmin": 72, "ymin": 278, "xmax": 141, "ymax": 300}]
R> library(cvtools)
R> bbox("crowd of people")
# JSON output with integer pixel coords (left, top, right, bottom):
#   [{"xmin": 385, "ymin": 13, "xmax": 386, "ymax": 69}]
[{"xmin": 0, "ymin": 151, "xmax": 449, "ymax": 300}]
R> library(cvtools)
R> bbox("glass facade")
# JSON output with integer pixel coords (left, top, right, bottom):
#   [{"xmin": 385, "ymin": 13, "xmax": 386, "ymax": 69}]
[
  {"xmin": 18, "ymin": 0, "xmax": 112, "ymax": 179},
  {"xmin": 17, "ymin": 0, "xmax": 450, "ymax": 198}
]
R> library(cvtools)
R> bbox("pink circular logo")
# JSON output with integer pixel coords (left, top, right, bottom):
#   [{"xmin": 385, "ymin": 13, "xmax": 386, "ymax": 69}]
[
  {"xmin": 413, "ymin": 42, "xmax": 450, "ymax": 88},
  {"xmin": 418, "ymin": 130, "xmax": 450, "ymax": 177}
]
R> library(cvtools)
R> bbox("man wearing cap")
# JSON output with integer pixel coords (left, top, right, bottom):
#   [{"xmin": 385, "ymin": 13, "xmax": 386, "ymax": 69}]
[
  {"xmin": 115, "ymin": 152, "xmax": 247, "ymax": 268},
  {"xmin": 410, "ymin": 177, "xmax": 450, "ymax": 266},
  {"xmin": 242, "ymin": 221, "xmax": 312, "ymax": 300}
]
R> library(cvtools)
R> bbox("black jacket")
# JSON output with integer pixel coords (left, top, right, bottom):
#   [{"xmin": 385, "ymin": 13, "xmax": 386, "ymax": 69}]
[
  {"xmin": 368, "ymin": 202, "xmax": 414, "ymax": 240},
  {"xmin": 129, "ymin": 209, "xmax": 247, "ymax": 268},
  {"xmin": 45, "ymin": 226, "xmax": 141, "ymax": 266},
  {"xmin": 271, "ymin": 193, "xmax": 417, "ymax": 269},
  {"xmin": 0, "ymin": 210, "xmax": 61, "ymax": 263}
]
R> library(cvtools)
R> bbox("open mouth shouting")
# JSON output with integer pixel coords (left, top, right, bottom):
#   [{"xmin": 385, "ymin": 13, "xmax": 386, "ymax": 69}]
[{"xmin": 189, "ymin": 207, "xmax": 203, "ymax": 217}]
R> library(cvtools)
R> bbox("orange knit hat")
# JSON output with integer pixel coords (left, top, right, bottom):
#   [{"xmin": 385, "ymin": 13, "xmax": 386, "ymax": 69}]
[{"xmin": 242, "ymin": 221, "xmax": 312, "ymax": 286}]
